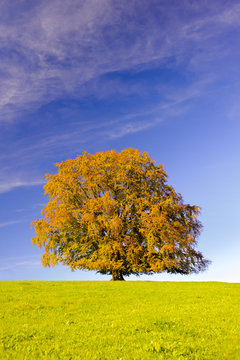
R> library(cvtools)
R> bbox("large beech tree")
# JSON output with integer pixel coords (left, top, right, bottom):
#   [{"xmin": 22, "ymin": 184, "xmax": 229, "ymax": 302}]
[{"xmin": 32, "ymin": 148, "xmax": 209, "ymax": 280}]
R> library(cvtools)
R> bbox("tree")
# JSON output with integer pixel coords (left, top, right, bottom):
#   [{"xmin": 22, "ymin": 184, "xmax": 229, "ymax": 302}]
[{"xmin": 32, "ymin": 148, "xmax": 209, "ymax": 280}]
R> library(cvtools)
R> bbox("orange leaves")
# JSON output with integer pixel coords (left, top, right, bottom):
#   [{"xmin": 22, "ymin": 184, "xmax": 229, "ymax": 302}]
[
  {"xmin": 32, "ymin": 148, "xmax": 209, "ymax": 279},
  {"xmin": 41, "ymin": 253, "xmax": 58, "ymax": 267}
]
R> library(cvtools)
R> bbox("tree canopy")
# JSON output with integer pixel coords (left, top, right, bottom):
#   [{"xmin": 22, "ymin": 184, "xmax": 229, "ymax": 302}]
[{"xmin": 32, "ymin": 148, "xmax": 209, "ymax": 280}]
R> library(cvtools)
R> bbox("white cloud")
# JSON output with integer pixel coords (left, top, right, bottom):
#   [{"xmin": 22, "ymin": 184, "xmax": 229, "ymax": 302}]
[
  {"xmin": 0, "ymin": 71, "xmax": 216, "ymax": 194},
  {"xmin": 0, "ymin": 0, "xmax": 239, "ymax": 122},
  {"xmin": 108, "ymin": 120, "xmax": 158, "ymax": 139},
  {"xmin": 0, "ymin": 0, "xmax": 239, "ymax": 194},
  {"xmin": 0, "ymin": 220, "xmax": 22, "ymax": 228},
  {"xmin": 0, "ymin": 259, "xmax": 41, "ymax": 271},
  {"xmin": 0, "ymin": 179, "xmax": 44, "ymax": 194}
]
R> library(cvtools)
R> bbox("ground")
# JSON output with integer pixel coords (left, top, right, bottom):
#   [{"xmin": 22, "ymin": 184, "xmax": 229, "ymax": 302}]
[{"xmin": 0, "ymin": 281, "xmax": 239, "ymax": 359}]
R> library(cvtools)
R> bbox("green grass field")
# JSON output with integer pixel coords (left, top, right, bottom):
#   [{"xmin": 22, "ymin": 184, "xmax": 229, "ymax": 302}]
[{"xmin": 0, "ymin": 281, "xmax": 239, "ymax": 359}]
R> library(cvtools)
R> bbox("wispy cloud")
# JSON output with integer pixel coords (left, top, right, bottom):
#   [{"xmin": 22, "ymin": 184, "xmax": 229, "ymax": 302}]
[
  {"xmin": 0, "ymin": 69, "xmax": 218, "ymax": 195},
  {"xmin": 0, "ymin": 0, "xmax": 239, "ymax": 195},
  {"xmin": 0, "ymin": 0, "xmax": 239, "ymax": 122},
  {"xmin": 0, "ymin": 178, "xmax": 44, "ymax": 194},
  {"xmin": 108, "ymin": 120, "xmax": 158, "ymax": 139},
  {"xmin": 0, "ymin": 220, "xmax": 22, "ymax": 228},
  {"xmin": 0, "ymin": 257, "xmax": 40, "ymax": 271},
  {"xmin": 0, "ymin": 74, "xmax": 213, "ymax": 192}
]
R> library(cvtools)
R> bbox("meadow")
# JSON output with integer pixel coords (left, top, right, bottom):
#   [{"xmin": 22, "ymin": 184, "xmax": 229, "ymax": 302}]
[{"xmin": 0, "ymin": 281, "xmax": 239, "ymax": 359}]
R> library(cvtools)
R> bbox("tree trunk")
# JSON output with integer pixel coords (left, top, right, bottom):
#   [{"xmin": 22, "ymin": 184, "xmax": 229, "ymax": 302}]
[{"xmin": 111, "ymin": 270, "xmax": 125, "ymax": 281}]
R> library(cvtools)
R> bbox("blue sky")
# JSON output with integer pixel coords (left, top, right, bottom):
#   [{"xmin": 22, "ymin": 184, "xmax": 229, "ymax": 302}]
[{"xmin": 0, "ymin": 0, "xmax": 239, "ymax": 281}]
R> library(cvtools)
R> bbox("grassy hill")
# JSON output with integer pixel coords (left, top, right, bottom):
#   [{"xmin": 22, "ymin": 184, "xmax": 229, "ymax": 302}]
[{"xmin": 0, "ymin": 281, "xmax": 239, "ymax": 359}]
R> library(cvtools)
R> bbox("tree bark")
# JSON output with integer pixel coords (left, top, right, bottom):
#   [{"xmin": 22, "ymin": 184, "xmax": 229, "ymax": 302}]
[{"xmin": 111, "ymin": 270, "xmax": 125, "ymax": 281}]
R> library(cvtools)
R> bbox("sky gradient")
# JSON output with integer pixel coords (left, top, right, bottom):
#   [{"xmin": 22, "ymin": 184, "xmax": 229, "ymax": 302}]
[{"xmin": 0, "ymin": 0, "xmax": 239, "ymax": 281}]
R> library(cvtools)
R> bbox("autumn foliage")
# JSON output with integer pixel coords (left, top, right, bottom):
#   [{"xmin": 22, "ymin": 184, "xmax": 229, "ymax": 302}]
[{"xmin": 32, "ymin": 148, "xmax": 209, "ymax": 280}]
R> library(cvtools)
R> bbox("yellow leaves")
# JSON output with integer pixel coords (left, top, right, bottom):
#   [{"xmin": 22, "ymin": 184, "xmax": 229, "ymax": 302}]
[
  {"xmin": 31, "ymin": 148, "xmax": 208, "ymax": 278},
  {"xmin": 41, "ymin": 253, "xmax": 58, "ymax": 267}
]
